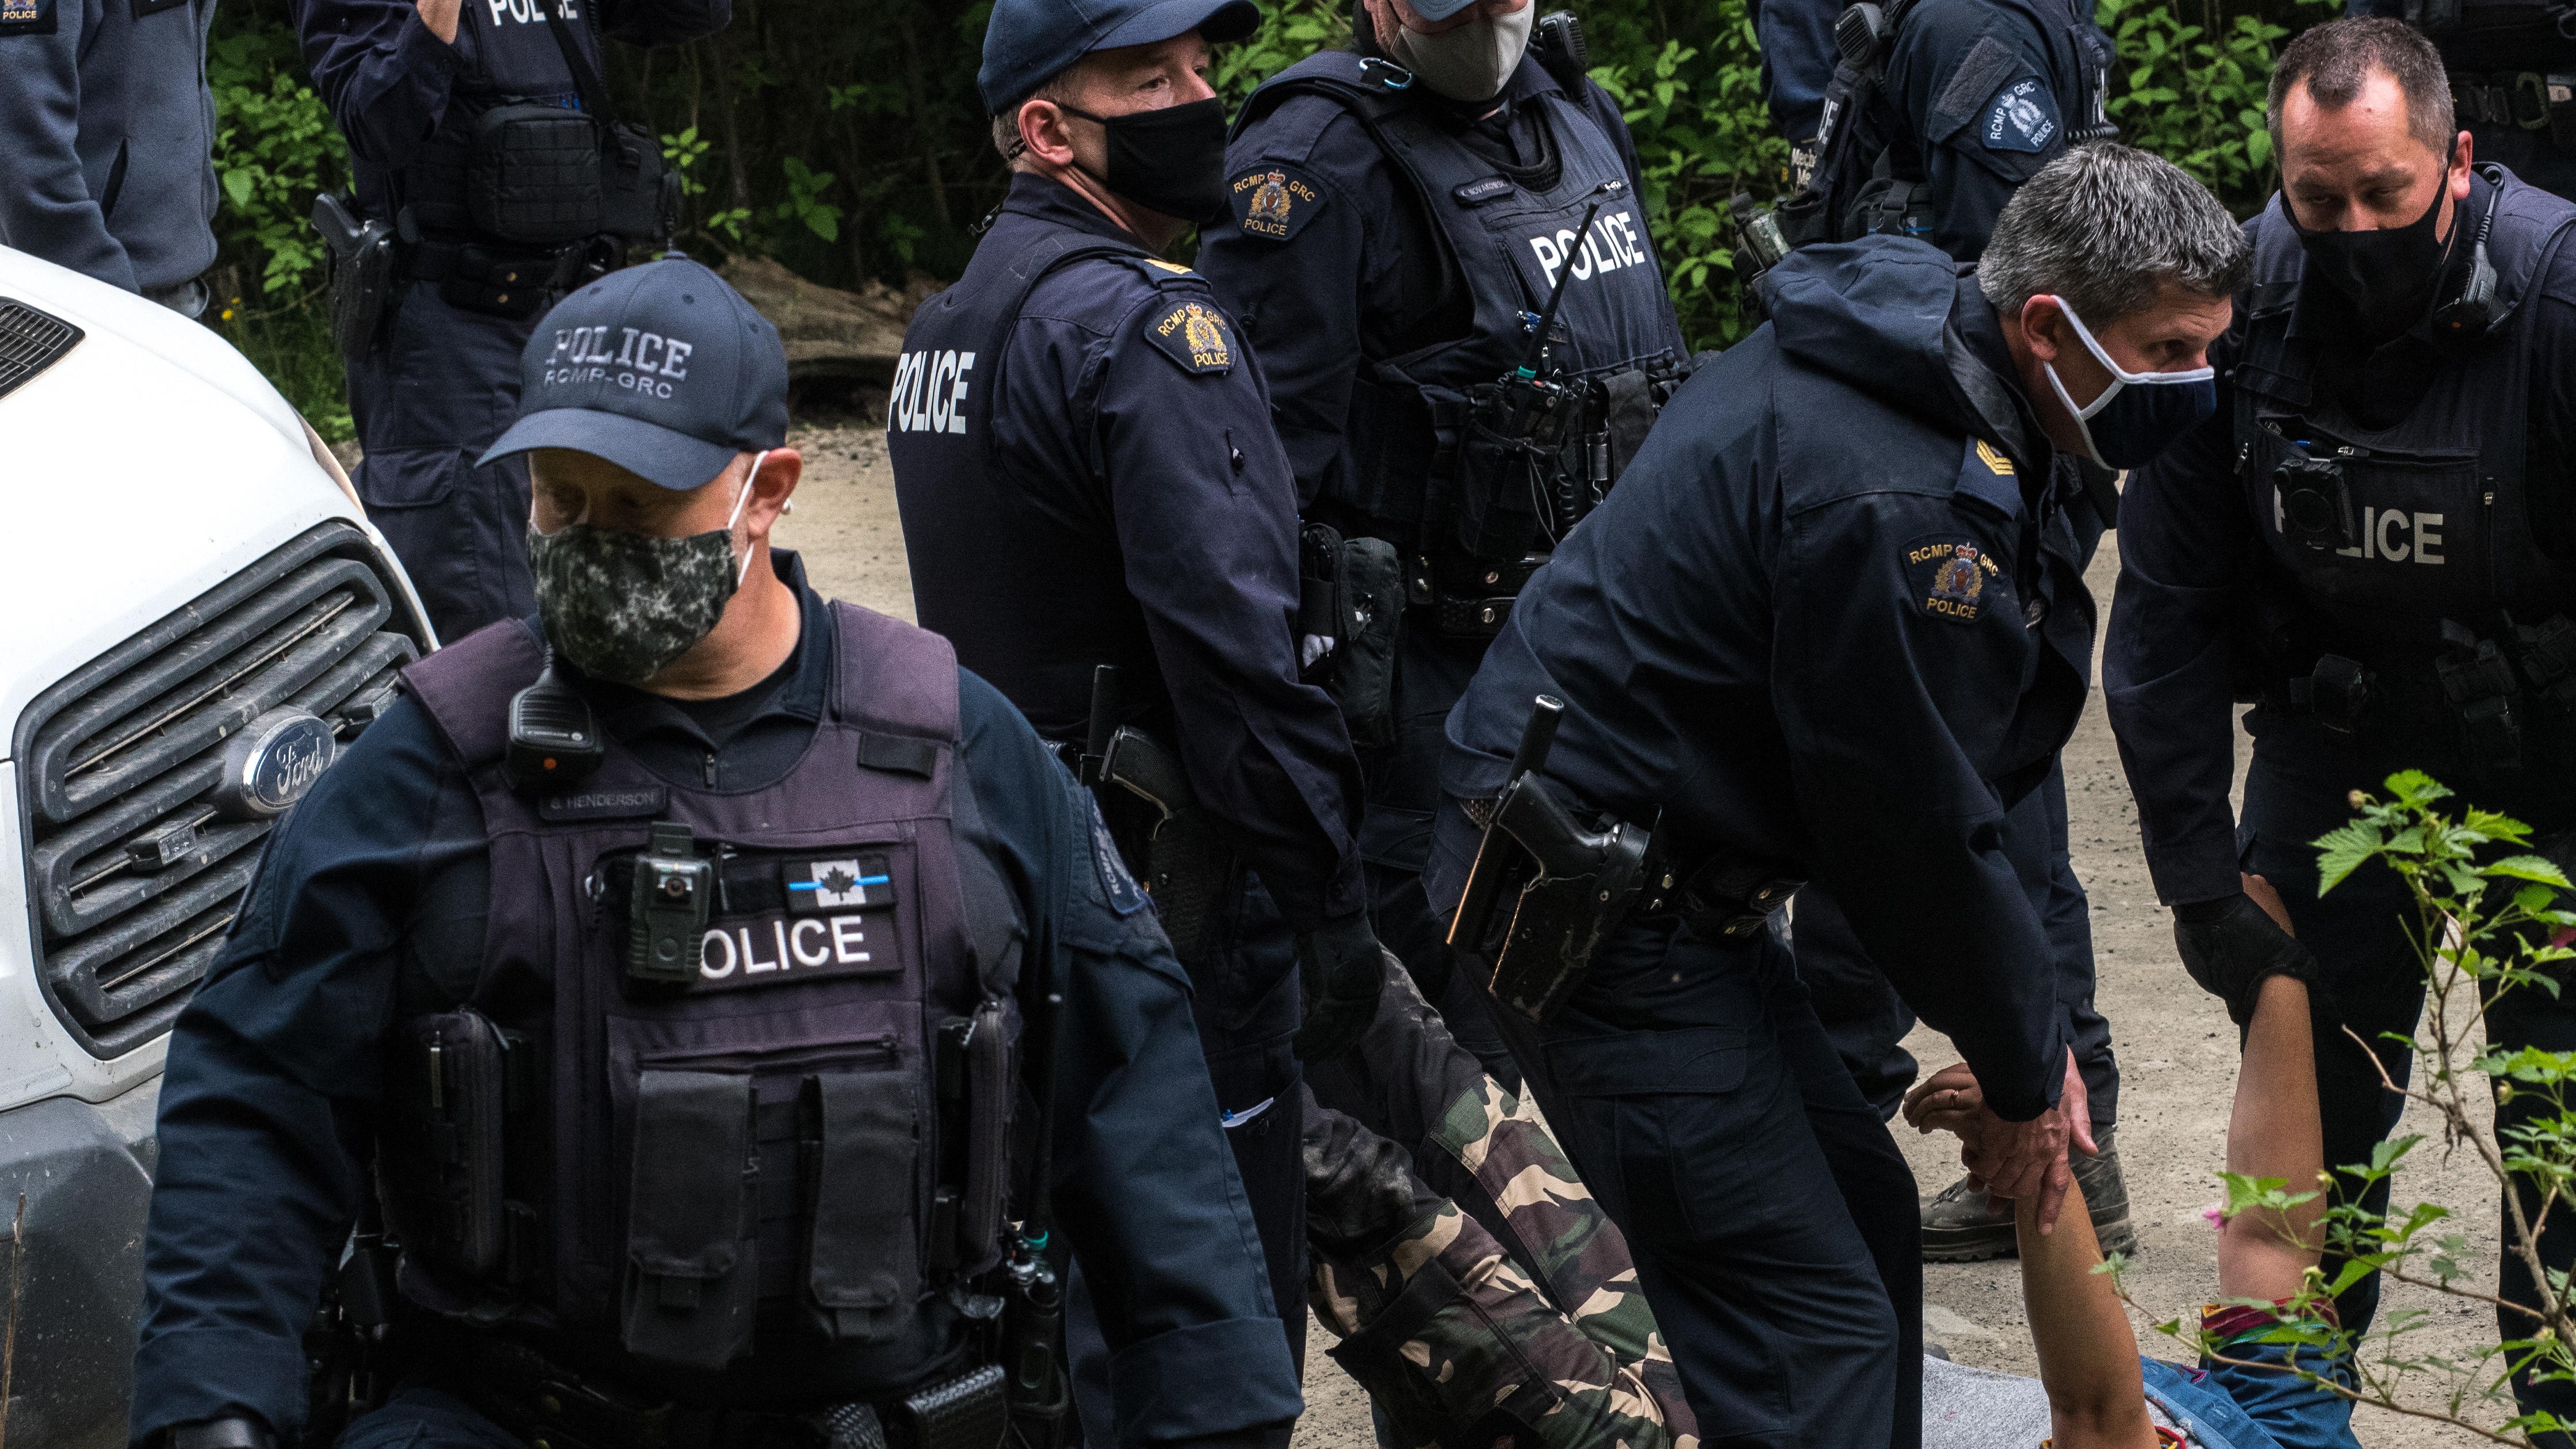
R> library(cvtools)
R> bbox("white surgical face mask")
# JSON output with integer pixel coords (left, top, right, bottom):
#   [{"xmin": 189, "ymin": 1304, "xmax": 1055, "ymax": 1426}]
[{"xmin": 1383, "ymin": 3, "xmax": 1534, "ymax": 102}]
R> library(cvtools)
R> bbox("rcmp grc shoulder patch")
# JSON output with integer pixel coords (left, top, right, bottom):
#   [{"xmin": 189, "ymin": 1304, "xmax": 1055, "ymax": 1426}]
[
  {"xmin": 1230, "ymin": 162, "xmax": 1324, "ymax": 242},
  {"xmin": 1982, "ymin": 77, "xmax": 2058, "ymax": 154},
  {"xmin": 1144, "ymin": 298, "xmax": 1235, "ymax": 376},
  {"xmin": 1905, "ymin": 535, "xmax": 2003, "ymax": 624},
  {"xmin": 0, "ymin": 0, "xmax": 58, "ymax": 36}
]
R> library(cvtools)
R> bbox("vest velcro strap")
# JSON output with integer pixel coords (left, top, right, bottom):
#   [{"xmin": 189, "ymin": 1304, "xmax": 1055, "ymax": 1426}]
[{"xmin": 856, "ymin": 730, "xmax": 942, "ymax": 779}]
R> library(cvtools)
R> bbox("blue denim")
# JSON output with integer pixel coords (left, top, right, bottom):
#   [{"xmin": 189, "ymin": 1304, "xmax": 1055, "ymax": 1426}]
[{"xmin": 2141, "ymin": 1337, "xmax": 2362, "ymax": 1449}]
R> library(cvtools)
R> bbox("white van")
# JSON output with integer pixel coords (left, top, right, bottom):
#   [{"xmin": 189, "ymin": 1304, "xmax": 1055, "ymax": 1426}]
[{"xmin": 0, "ymin": 246, "xmax": 432, "ymax": 1447}]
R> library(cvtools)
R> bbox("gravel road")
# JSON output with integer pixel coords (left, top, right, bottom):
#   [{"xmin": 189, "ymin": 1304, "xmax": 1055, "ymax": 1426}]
[{"xmin": 774, "ymin": 425, "xmax": 2502, "ymax": 1446}]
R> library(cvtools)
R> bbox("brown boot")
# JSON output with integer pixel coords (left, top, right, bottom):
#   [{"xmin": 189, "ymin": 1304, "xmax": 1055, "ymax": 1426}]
[{"xmin": 1920, "ymin": 1131, "xmax": 2135, "ymax": 1262}]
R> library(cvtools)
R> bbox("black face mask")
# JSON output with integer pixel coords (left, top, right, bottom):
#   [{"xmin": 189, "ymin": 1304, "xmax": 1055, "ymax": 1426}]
[
  {"xmin": 1059, "ymin": 97, "xmax": 1231, "ymax": 225},
  {"xmin": 2290, "ymin": 142, "xmax": 2460, "ymax": 335}
]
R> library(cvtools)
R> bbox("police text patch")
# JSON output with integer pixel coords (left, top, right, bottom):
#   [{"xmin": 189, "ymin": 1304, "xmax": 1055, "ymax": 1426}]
[
  {"xmin": 1905, "ymin": 536, "xmax": 2003, "ymax": 625},
  {"xmin": 1143, "ymin": 299, "xmax": 1235, "ymax": 375},
  {"xmin": 1230, "ymin": 163, "xmax": 1325, "ymax": 242},
  {"xmin": 1982, "ymin": 78, "xmax": 2058, "ymax": 153},
  {"xmin": 0, "ymin": 0, "xmax": 57, "ymax": 34}
]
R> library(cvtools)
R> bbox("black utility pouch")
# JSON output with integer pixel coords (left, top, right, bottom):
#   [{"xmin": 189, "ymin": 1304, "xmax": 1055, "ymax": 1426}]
[
  {"xmin": 598, "ymin": 121, "xmax": 673, "ymax": 242},
  {"xmin": 958, "ymin": 999, "xmax": 1013, "ymax": 1277},
  {"xmin": 622, "ymin": 1069, "xmax": 759, "ymax": 1370},
  {"xmin": 467, "ymin": 103, "xmax": 603, "ymax": 246},
  {"xmin": 381, "ymin": 1010, "xmax": 512, "ymax": 1277},
  {"xmin": 801, "ymin": 1070, "xmax": 921, "ymax": 1344},
  {"xmin": 1451, "ymin": 400, "xmax": 1552, "ymax": 565},
  {"xmin": 1329, "ymin": 537, "xmax": 1403, "ymax": 750}
]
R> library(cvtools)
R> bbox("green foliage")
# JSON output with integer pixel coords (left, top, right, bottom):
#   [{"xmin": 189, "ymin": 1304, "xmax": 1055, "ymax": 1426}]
[
  {"xmin": 2121, "ymin": 775, "xmax": 2576, "ymax": 1442},
  {"xmin": 205, "ymin": 19, "xmax": 346, "ymax": 296},
  {"xmin": 2095, "ymin": 0, "xmax": 2335, "ymax": 210}
]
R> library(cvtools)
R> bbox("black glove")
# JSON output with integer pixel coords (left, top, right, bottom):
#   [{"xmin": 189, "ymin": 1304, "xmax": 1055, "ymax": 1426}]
[
  {"xmin": 1294, "ymin": 912, "xmax": 1388, "ymax": 1062},
  {"xmin": 2173, "ymin": 892, "xmax": 2320, "ymax": 1026}
]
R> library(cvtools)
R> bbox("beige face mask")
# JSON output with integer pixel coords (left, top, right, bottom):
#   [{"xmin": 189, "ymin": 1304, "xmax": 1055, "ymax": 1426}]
[{"xmin": 1382, "ymin": 3, "xmax": 1534, "ymax": 102}]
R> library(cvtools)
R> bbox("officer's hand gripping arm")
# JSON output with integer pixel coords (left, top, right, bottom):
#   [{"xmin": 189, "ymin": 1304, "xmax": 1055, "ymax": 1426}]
[{"xmin": 2172, "ymin": 880, "xmax": 2322, "ymax": 1027}]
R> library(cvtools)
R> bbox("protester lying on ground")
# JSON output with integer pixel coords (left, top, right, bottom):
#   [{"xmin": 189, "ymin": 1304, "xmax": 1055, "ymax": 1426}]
[
  {"xmin": 1903, "ymin": 874, "xmax": 2361, "ymax": 1449},
  {"xmin": 1301, "ymin": 968, "xmax": 1697, "ymax": 1449}
]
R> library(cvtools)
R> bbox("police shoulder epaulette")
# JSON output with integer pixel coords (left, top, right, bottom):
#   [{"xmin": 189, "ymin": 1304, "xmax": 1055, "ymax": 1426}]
[
  {"xmin": 1951, "ymin": 434, "xmax": 2023, "ymax": 518},
  {"xmin": 1122, "ymin": 255, "xmax": 1206, "ymax": 286}
]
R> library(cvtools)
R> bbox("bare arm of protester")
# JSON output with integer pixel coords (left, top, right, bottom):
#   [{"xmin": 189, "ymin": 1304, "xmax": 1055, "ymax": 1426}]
[
  {"xmin": 2219, "ymin": 873, "xmax": 2329, "ymax": 1302},
  {"xmin": 1907, "ymin": 1065, "xmax": 2154, "ymax": 1448}
]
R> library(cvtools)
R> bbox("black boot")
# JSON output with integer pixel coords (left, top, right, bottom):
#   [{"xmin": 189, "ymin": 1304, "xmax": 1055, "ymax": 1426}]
[{"xmin": 1920, "ymin": 1130, "xmax": 2134, "ymax": 1263}]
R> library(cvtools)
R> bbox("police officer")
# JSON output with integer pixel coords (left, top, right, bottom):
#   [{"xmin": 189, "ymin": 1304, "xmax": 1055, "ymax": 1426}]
[
  {"xmin": 1749, "ymin": 0, "xmax": 2133, "ymax": 1265},
  {"xmin": 1195, "ymin": 0, "xmax": 1690, "ymax": 1088},
  {"xmin": 1755, "ymin": 0, "xmax": 1840, "ymax": 183},
  {"xmin": 129, "ymin": 259, "xmax": 1304, "ymax": 1449},
  {"xmin": 2108, "ymin": 17, "xmax": 2576, "ymax": 1431},
  {"xmin": 1432, "ymin": 145, "xmax": 2247, "ymax": 1446},
  {"xmin": 1780, "ymin": 0, "xmax": 2114, "ymax": 260},
  {"xmin": 298, "ymin": 0, "xmax": 727, "ymax": 642},
  {"xmin": 2352, "ymin": 0, "xmax": 2576, "ymax": 199},
  {"xmin": 886, "ymin": 0, "xmax": 1391, "ymax": 1421},
  {"xmin": 0, "ymin": 0, "xmax": 217, "ymax": 313}
]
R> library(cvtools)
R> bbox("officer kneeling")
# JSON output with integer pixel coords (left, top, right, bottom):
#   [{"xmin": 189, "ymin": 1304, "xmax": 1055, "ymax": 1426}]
[
  {"xmin": 128, "ymin": 259, "xmax": 1303, "ymax": 1449},
  {"xmin": 1429, "ymin": 143, "xmax": 2247, "ymax": 1447}
]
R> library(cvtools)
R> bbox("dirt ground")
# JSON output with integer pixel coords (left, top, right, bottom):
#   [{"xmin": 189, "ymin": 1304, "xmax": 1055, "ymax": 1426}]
[{"xmin": 773, "ymin": 425, "xmax": 2505, "ymax": 1447}]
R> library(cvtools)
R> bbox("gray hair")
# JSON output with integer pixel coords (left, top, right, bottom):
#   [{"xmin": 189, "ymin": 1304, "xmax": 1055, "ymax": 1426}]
[{"xmin": 1977, "ymin": 143, "xmax": 2251, "ymax": 326}]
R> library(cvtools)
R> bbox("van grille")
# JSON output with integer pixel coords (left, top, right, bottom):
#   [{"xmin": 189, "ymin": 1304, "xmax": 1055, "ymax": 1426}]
[
  {"xmin": 0, "ymin": 300, "xmax": 82, "ymax": 403},
  {"xmin": 16, "ymin": 523, "xmax": 427, "ymax": 1057}
]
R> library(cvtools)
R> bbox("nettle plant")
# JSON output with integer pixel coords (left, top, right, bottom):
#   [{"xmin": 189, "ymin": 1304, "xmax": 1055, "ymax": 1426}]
[{"xmin": 2112, "ymin": 772, "xmax": 2576, "ymax": 1443}]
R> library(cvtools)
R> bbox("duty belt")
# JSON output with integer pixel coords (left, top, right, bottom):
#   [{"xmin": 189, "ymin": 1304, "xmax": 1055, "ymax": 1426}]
[
  {"xmin": 446, "ymin": 1332, "xmax": 1009, "ymax": 1449},
  {"xmin": 402, "ymin": 235, "xmax": 611, "ymax": 319}
]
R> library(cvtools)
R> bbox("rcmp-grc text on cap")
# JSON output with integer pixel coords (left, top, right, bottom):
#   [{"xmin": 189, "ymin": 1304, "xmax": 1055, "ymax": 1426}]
[
  {"xmin": 480, "ymin": 258, "xmax": 790, "ymax": 492},
  {"xmin": 978, "ymin": 0, "xmax": 1260, "ymax": 114}
]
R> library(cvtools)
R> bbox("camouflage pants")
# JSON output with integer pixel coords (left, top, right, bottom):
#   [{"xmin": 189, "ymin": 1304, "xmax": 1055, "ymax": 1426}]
[{"xmin": 1303, "ymin": 969, "xmax": 1697, "ymax": 1449}]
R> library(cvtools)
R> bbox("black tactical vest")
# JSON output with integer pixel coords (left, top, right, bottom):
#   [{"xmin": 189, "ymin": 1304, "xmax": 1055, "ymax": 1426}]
[
  {"xmin": 1233, "ymin": 52, "xmax": 1690, "ymax": 615},
  {"xmin": 883, "ymin": 204, "xmax": 1212, "ymax": 739},
  {"xmin": 1786, "ymin": 0, "xmax": 2112, "ymax": 246},
  {"xmin": 388, "ymin": 606, "xmax": 1017, "ymax": 1377},
  {"xmin": 2234, "ymin": 173, "xmax": 2576, "ymax": 650}
]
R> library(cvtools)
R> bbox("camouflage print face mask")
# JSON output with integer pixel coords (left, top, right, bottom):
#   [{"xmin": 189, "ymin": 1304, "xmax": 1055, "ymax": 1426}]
[{"xmin": 526, "ymin": 453, "xmax": 765, "ymax": 686}]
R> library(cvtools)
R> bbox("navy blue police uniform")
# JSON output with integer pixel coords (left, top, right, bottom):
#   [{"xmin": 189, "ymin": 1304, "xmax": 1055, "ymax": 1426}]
[
  {"xmin": 1786, "ymin": 0, "xmax": 2112, "ymax": 261},
  {"xmin": 2350, "ymin": 0, "xmax": 2576, "ymax": 201},
  {"xmin": 1429, "ymin": 238, "xmax": 2096, "ymax": 1449},
  {"xmin": 1196, "ymin": 44, "xmax": 1689, "ymax": 1084},
  {"xmin": 1758, "ymin": 0, "xmax": 2127, "ymax": 1258},
  {"xmin": 1755, "ymin": 0, "xmax": 1842, "ymax": 158},
  {"xmin": 129, "ymin": 558, "xmax": 1305, "ymax": 1449},
  {"xmin": 885, "ymin": 170, "xmax": 1368, "ymax": 1404},
  {"xmin": 296, "ymin": 0, "xmax": 728, "ymax": 642},
  {"xmin": 2108, "ymin": 166, "xmax": 2576, "ymax": 1428},
  {"xmin": 0, "ymin": 0, "xmax": 217, "ymax": 311}
]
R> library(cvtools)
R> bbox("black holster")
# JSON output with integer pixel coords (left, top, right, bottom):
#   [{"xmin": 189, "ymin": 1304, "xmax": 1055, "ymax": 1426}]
[
  {"xmin": 1468, "ymin": 773, "xmax": 1659, "ymax": 1024},
  {"xmin": 1300, "ymin": 523, "xmax": 1406, "ymax": 749}
]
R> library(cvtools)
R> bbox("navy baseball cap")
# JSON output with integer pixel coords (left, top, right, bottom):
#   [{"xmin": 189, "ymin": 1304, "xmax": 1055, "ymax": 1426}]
[
  {"xmin": 480, "ymin": 258, "xmax": 790, "ymax": 492},
  {"xmin": 979, "ymin": 0, "xmax": 1259, "ymax": 114}
]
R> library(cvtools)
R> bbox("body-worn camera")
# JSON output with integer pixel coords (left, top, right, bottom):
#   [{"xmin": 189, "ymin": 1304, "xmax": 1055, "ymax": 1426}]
[
  {"xmin": 2273, "ymin": 452, "xmax": 2356, "ymax": 552},
  {"xmin": 629, "ymin": 822, "xmax": 711, "ymax": 984}
]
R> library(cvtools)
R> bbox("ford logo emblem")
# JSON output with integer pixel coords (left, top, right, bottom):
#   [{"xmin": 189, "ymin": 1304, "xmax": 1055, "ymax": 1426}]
[{"xmin": 212, "ymin": 709, "xmax": 340, "ymax": 820}]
